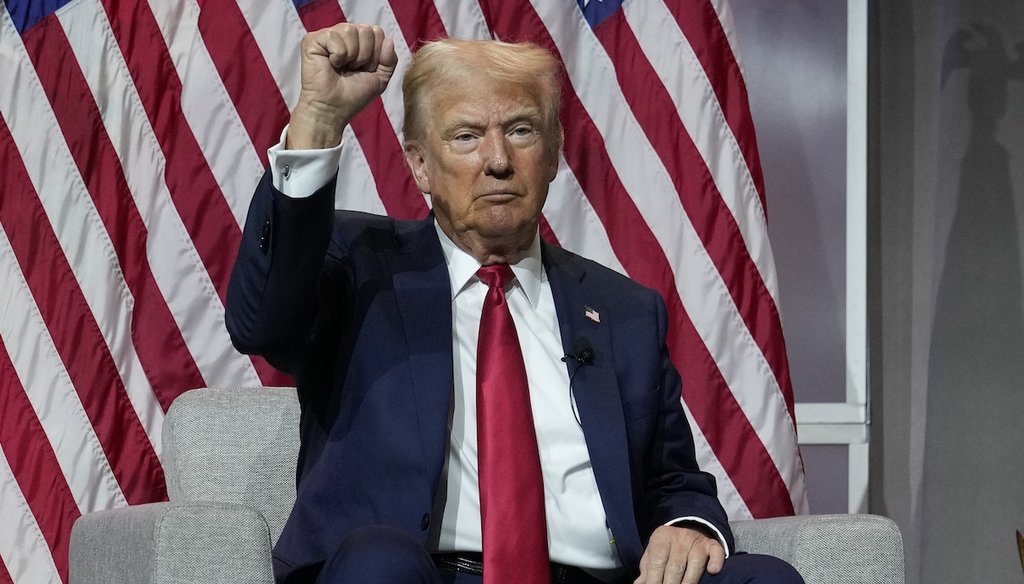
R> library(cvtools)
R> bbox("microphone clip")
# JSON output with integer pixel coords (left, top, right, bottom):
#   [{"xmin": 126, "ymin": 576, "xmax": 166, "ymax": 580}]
[{"xmin": 561, "ymin": 344, "xmax": 595, "ymax": 366}]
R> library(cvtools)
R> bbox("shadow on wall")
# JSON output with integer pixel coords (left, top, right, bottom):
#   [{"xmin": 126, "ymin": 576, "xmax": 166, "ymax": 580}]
[{"xmin": 923, "ymin": 22, "xmax": 1024, "ymax": 583}]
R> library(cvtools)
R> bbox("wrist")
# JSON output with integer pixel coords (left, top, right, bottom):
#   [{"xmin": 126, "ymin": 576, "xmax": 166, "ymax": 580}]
[{"xmin": 286, "ymin": 98, "xmax": 350, "ymax": 150}]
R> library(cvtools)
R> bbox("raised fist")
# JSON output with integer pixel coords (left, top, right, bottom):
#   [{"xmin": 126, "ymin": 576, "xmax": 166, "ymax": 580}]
[{"xmin": 288, "ymin": 23, "xmax": 398, "ymax": 149}]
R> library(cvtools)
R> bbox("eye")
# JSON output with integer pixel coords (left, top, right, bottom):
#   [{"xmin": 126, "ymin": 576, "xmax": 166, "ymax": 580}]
[
  {"xmin": 510, "ymin": 126, "xmax": 534, "ymax": 137},
  {"xmin": 446, "ymin": 132, "xmax": 480, "ymax": 153}
]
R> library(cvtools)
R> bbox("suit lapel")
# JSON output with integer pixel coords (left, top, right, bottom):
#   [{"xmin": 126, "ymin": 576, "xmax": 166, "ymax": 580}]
[
  {"xmin": 543, "ymin": 244, "xmax": 644, "ymax": 564},
  {"xmin": 388, "ymin": 218, "xmax": 454, "ymax": 476}
]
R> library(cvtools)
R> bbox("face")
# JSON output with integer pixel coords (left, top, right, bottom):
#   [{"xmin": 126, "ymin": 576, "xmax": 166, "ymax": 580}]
[{"xmin": 404, "ymin": 76, "xmax": 560, "ymax": 261}]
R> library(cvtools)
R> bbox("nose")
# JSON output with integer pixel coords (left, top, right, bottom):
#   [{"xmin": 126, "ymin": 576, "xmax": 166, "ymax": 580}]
[{"xmin": 481, "ymin": 130, "xmax": 511, "ymax": 176}]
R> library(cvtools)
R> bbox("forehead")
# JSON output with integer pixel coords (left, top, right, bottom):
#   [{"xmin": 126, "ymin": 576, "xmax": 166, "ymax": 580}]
[{"xmin": 427, "ymin": 77, "xmax": 547, "ymax": 127}]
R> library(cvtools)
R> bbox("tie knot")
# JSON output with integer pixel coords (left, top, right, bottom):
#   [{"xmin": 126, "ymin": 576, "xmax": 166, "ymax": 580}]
[{"xmin": 476, "ymin": 264, "xmax": 515, "ymax": 290}]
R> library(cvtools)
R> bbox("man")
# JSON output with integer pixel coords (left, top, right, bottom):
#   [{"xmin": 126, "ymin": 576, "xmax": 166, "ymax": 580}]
[{"xmin": 226, "ymin": 22, "xmax": 802, "ymax": 584}]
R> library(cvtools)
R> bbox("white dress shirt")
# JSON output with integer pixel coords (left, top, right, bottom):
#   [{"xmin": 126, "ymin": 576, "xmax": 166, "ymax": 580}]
[{"xmin": 434, "ymin": 226, "xmax": 621, "ymax": 571}]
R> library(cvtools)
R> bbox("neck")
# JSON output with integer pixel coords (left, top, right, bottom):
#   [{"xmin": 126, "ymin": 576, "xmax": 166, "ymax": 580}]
[
  {"xmin": 439, "ymin": 223, "xmax": 537, "ymax": 266},
  {"xmin": 457, "ymin": 233, "xmax": 534, "ymax": 265}
]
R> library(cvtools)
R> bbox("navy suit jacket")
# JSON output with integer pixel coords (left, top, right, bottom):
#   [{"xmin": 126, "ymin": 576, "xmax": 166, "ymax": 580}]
[{"xmin": 226, "ymin": 172, "xmax": 734, "ymax": 583}]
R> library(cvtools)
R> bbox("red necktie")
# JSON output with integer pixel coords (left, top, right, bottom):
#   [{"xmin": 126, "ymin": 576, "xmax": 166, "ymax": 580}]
[{"xmin": 475, "ymin": 264, "xmax": 550, "ymax": 584}]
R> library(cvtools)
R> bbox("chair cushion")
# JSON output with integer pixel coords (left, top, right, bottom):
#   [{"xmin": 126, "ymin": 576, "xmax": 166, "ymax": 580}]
[{"xmin": 161, "ymin": 386, "xmax": 300, "ymax": 545}]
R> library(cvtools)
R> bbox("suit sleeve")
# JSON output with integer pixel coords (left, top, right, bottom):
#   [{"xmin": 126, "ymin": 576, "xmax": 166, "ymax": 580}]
[
  {"xmin": 225, "ymin": 169, "xmax": 346, "ymax": 372},
  {"xmin": 638, "ymin": 292, "xmax": 736, "ymax": 553}
]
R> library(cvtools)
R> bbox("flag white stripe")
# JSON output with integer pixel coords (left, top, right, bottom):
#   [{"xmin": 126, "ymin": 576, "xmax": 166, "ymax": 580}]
[
  {"xmin": 0, "ymin": 447, "xmax": 61, "ymax": 584},
  {"xmin": 0, "ymin": 229, "xmax": 127, "ymax": 513},
  {"xmin": 621, "ymin": 0, "xmax": 777, "ymax": 301},
  {"xmin": 433, "ymin": 0, "xmax": 490, "ymax": 39},
  {"xmin": 0, "ymin": 10, "xmax": 163, "ymax": 450},
  {"xmin": 543, "ymin": 157, "xmax": 625, "ymax": 274},
  {"xmin": 236, "ymin": 0, "xmax": 305, "ymax": 110},
  {"xmin": 334, "ymin": 125, "xmax": 391, "ymax": 215},
  {"xmin": 58, "ymin": 1, "xmax": 262, "ymax": 392}
]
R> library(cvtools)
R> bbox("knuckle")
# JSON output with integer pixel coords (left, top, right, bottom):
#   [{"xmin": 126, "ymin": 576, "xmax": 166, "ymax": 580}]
[{"xmin": 665, "ymin": 561, "xmax": 685, "ymax": 575}]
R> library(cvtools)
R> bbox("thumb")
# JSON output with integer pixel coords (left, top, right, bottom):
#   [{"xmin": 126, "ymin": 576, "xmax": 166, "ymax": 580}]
[{"xmin": 377, "ymin": 37, "xmax": 399, "ymax": 83}]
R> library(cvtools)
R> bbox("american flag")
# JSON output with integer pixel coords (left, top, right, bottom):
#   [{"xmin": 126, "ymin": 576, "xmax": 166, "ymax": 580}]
[{"xmin": 0, "ymin": 0, "xmax": 807, "ymax": 581}]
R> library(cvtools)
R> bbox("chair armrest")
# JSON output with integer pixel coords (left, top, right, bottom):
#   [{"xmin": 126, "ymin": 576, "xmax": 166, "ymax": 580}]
[
  {"xmin": 730, "ymin": 514, "xmax": 905, "ymax": 584},
  {"xmin": 69, "ymin": 501, "xmax": 275, "ymax": 584}
]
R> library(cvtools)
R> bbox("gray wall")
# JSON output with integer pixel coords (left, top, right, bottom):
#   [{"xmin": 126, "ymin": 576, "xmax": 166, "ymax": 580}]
[{"xmin": 875, "ymin": 1, "xmax": 1024, "ymax": 583}]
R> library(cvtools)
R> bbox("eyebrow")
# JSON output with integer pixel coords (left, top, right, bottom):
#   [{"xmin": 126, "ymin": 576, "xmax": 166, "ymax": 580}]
[{"xmin": 439, "ymin": 109, "xmax": 545, "ymax": 137}]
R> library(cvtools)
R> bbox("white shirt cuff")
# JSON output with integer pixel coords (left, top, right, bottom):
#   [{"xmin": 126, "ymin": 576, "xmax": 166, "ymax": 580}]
[
  {"xmin": 665, "ymin": 516, "xmax": 731, "ymax": 558},
  {"xmin": 267, "ymin": 125, "xmax": 343, "ymax": 199}
]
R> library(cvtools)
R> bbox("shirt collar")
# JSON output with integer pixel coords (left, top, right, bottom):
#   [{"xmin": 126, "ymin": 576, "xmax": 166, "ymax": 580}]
[{"xmin": 434, "ymin": 221, "xmax": 545, "ymax": 308}]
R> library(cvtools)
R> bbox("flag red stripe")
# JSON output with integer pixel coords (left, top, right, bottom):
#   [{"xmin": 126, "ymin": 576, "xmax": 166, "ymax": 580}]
[
  {"xmin": 387, "ymin": 0, "xmax": 448, "ymax": 50},
  {"xmin": 663, "ymin": 0, "xmax": 767, "ymax": 212},
  {"xmin": 475, "ymin": 0, "xmax": 794, "ymax": 515},
  {"xmin": 593, "ymin": 12, "xmax": 795, "ymax": 417},
  {"xmin": 0, "ymin": 117, "xmax": 167, "ymax": 506},
  {"xmin": 0, "ymin": 555, "xmax": 11, "ymax": 584},
  {"xmin": 196, "ymin": 0, "xmax": 290, "ymax": 167},
  {"xmin": 100, "ymin": 0, "xmax": 241, "ymax": 300},
  {"xmin": 0, "ymin": 337, "xmax": 81, "ymax": 583},
  {"xmin": 538, "ymin": 215, "xmax": 561, "ymax": 247},
  {"xmin": 297, "ymin": 0, "xmax": 429, "ymax": 221},
  {"xmin": 674, "ymin": 308, "xmax": 795, "ymax": 517},
  {"xmin": 251, "ymin": 355, "xmax": 292, "ymax": 386},
  {"xmin": 20, "ymin": 18, "xmax": 204, "ymax": 412}
]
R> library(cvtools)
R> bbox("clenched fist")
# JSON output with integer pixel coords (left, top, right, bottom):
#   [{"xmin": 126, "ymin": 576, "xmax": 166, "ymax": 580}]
[{"xmin": 287, "ymin": 23, "xmax": 398, "ymax": 150}]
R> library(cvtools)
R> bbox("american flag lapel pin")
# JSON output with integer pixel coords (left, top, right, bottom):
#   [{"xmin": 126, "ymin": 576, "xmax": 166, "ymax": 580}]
[{"xmin": 584, "ymin": 305, "xmax": 601, "ymax": 323}]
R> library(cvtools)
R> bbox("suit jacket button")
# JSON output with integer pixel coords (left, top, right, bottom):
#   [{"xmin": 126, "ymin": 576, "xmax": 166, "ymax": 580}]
[{"xmin": 420, "ymin": 513, "xmax": 430, "ymax": 531}]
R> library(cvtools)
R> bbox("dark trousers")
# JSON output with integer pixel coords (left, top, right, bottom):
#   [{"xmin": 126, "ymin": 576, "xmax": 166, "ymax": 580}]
[{"xmin": 313, "ymin": 526, "xmax": 804, "ymax": 584}]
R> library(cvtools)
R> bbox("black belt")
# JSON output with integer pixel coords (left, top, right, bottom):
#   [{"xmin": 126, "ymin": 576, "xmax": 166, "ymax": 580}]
[{"xmin": 433, "ymin": 552, "xmax": 602, "ymax": 584}]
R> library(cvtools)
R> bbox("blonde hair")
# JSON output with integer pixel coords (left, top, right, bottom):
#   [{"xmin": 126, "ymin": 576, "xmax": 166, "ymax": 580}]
[{"xmin": 402, "ymin": 38, "xmax": 563, "ymax": 149}]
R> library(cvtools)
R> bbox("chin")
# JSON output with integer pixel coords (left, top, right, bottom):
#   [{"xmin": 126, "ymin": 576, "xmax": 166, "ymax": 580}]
[{"xmin": 477, "ymin": 215, "xmax": 535, "ymax": 239}]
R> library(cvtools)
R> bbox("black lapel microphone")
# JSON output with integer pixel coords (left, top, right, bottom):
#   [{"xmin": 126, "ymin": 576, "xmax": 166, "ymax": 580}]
[
  {"xmin": 561, "ymin": 337, "xmax": 594, "ymax": 428},
  {"xmin": 561, "ymin": 337, "xmax": 595, "ymax": 366}
]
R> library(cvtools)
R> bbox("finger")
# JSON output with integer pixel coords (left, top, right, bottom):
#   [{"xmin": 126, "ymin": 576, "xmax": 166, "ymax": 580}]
[
  {"xmin": 368, "ymin": 25, "xmax": 385, "ymax": 72},
  {"xmin": 680, "ymin": 544, "xmax": 708, "ymax": 584},
  {"xmin": 321, "ymin": 26, "xmax": 358, "ymax": 70},
  {"xmin": 662, "ymin": 555, "xmax": 687, "ymax": 584},
  {"xmin": 637, "ymin": 539, "xmax": 670, "ymax": 584},
  {"xmin": 662, "ymin": 534, "xmax": 695, "ymax": 584},
  {"xmin": 706, "ymin": 542, "xmax": 725, "ymax": 575},
  {"xmin": 352, "ymin": 24, "xmax": 376, "ymax": 70},
  {"xmin": 379, "ymin": 36, "xmax": 398, "ymax": 70}
]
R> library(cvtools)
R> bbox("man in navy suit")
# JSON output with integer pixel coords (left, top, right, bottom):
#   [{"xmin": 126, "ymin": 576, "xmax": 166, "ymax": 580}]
[{"xmin": 226, "ymin": 22, "xmax": 802, "ymax": 584}]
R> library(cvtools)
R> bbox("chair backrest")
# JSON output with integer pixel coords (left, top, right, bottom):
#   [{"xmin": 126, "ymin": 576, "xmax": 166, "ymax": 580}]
[{"xmin": 161, "ymin": 386, "xmax": 300, "ymax": 544}]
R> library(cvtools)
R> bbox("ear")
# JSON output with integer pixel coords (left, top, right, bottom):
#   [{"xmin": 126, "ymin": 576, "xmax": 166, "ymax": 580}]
[
  {"xmin": 544, "ymin": 139, "xmax": 561, "ymax": 184},
  {"xmin": 403, "ymin": 141, "xmax": 431, "ymax": 194}
]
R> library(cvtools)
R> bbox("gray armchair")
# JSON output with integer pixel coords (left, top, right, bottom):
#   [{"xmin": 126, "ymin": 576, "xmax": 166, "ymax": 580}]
[{"xmin": 69, "ymin": 387, "xmax": 904, "ymax": 584}]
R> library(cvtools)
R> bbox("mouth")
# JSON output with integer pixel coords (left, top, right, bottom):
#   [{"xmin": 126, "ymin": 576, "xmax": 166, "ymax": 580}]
[{"xmin": 477, "ymin": 191, "xmax": 519, "ymax": 203}]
